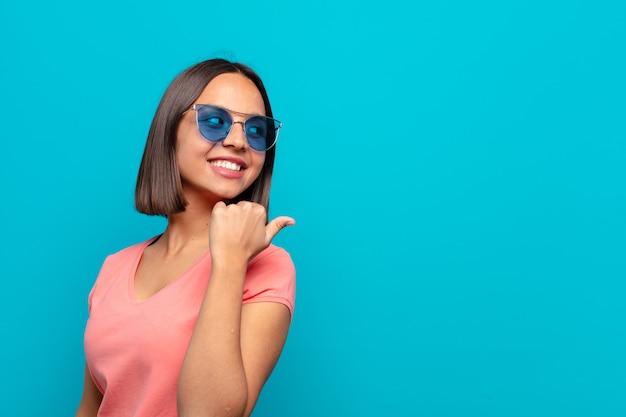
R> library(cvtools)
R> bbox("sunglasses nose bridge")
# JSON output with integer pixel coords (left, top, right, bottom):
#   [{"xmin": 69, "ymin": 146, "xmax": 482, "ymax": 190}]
[{"xmin": 222, "ymin": 120, "xmax": 248, "ymax": 149}]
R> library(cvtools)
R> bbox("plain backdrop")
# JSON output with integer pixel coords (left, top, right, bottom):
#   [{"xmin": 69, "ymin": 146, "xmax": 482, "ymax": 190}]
[{"xmin": 1, "ymin": 0, "xmax": 624, "ymax": 416}]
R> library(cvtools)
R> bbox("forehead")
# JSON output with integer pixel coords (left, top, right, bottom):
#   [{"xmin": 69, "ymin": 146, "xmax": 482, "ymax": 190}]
[{"xmin": 195, "ymin": 73, "xmax": 266, "ymax": 116}]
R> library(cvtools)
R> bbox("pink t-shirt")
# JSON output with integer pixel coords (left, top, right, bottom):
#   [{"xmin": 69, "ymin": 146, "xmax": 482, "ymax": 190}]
[{"xmin": 84, "ymin": 238, "xmax": 295, "ymax": 417}]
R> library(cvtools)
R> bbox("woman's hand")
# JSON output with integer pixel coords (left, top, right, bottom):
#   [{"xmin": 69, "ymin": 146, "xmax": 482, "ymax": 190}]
[{"xmin": 209, "ymin": 201, "xmax": 295, "ymax": 264}]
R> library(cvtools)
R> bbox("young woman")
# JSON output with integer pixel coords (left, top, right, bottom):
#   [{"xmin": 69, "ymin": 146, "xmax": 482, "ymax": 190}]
[{"xmin": 76, "ymin": 58, "xmax": 296, "ymax": 417}]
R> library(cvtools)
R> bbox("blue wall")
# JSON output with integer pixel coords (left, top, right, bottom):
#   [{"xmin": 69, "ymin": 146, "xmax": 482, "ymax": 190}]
[{"xmin": 1, "ymin": 0, "xmax": 624, "ymax": 415}]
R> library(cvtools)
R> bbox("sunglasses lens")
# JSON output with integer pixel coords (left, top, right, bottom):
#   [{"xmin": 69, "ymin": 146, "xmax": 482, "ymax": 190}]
[
  {"xmin": 245, "ymin": 116, "xmax": 272, "ymax": 151},
  {"xmin": 196, "ymin": 106, "xmax": 231, "ymax": 142}
]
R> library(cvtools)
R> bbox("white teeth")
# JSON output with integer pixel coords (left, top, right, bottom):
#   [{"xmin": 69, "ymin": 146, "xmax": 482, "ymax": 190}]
[{"xmin": 210, "ymin": 160, "xmax": 242, "ymax": 171}]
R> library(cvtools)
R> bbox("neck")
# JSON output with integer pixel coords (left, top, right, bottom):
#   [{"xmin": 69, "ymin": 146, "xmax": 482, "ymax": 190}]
[{"xmin": 157, "ymin": 202, "xmax": 216, "ymax": 254}]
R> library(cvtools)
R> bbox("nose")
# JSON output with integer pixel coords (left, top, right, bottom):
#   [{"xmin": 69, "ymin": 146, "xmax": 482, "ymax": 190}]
[{"xmin": 222, "ymin": 121, "xmax": 248, "ymax": 150}]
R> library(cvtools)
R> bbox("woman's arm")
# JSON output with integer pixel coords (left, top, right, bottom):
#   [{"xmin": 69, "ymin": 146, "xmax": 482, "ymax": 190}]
[
  {"xmin": 177, "ymin": 201, "xmax": 294, "ymax": 417},
  {"xmin": 239, "ymin": 302, "xmax": 291, "ymax": 414},
  {"xmin": 178, "ymin": 272, "xmax": 291, "ymax": 417},
  {"xmin": 75, "ymin": 363, "xmax": 102, "ymax": 417}
]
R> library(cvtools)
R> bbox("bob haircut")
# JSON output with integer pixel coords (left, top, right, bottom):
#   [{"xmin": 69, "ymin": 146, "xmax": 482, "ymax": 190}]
[{"xmin": 135, "ymin": 58, "xmax": 277, "ymax": 216}]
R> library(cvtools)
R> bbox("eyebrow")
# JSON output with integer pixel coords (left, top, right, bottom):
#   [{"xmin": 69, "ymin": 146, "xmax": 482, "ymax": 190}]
[{"xmin": 195, "ymin": 103, "xmax": 266, "ymax": 118}]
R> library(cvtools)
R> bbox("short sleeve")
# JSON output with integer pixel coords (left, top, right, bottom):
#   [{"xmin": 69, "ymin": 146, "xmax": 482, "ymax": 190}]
[
  {"xmin": 88, "ymin": 280, "xmax": 97, "ymax": 314},
  {"xmin": 242, "ymin": 245, "xmax": 296, "ymax": 315},
  {"xmin": 87, "ymin": 255, "xmax": 111, "ymax": 314}
]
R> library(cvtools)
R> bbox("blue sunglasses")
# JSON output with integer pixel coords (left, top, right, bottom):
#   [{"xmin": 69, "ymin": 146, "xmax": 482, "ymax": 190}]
[{"xmin": 186, "ymin": 104, "xmax": 282, "ymax": 152}]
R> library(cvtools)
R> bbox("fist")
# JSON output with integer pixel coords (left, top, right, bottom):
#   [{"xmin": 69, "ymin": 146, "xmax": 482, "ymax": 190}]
[{"xmin": 209, "ymin": 201, "xmax": 295, "ymax": 263}]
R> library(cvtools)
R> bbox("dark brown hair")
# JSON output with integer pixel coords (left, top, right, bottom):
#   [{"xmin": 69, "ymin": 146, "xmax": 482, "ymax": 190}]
[{"xmin": 135, "ymin": 58, "xmax": 277, "ymax": 216}]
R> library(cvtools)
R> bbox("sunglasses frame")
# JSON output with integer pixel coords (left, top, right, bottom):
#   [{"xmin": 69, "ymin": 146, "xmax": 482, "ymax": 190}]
[{"xmin": 184, "ymin": 104, "xmax": 282, "ymax": 152}]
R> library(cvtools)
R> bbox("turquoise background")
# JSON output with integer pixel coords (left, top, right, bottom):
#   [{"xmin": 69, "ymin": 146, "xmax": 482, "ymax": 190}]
[{"xmin": 1, "ymin": 0, "xmax": 624, "ymax": 415}]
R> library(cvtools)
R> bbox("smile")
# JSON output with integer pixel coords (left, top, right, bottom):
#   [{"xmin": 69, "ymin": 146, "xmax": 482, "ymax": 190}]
[{"xmin": 210, "ymin": 160, "xmax": 243, "ymax": 171}]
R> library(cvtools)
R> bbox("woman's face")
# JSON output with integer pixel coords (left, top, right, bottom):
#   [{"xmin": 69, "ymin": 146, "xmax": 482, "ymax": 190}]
[{"xmin": 176, "ymin": 73, "xmax": 267, "ymax": 206}]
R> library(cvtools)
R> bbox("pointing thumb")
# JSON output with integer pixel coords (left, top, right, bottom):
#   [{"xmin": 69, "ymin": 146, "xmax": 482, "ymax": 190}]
[{"xmin": 265, "ymin": 216, "xmax": 296, "ymax": 245}]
